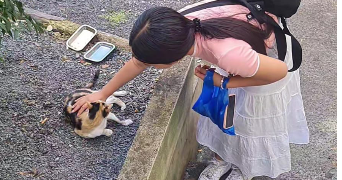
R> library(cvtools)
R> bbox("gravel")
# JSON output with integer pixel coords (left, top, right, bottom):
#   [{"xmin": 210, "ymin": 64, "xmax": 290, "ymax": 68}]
[
  {"xmin": 21, "ymin": 0, "xmax": 196, "ymax": 39},
  {"xmin": 0, "ymin": 32, "xmax": 161, "ymax": 179}
]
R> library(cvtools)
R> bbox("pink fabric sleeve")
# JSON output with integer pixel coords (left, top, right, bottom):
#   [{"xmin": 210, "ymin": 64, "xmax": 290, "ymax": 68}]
[{"xmin": 217, "ymin": 40, "xmax": 260, "ymax": 77}]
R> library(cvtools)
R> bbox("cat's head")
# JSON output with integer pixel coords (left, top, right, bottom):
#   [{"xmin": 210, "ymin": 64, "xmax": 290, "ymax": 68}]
[{"xmin": 87, "ymin": 101, "xmax": 112, "ymax": 120}]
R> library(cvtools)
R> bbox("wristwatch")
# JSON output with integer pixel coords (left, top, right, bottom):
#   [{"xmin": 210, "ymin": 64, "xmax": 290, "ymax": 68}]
[{"xmin": 220, "ymin": 76, "xmax": 230, "ymax": 89}]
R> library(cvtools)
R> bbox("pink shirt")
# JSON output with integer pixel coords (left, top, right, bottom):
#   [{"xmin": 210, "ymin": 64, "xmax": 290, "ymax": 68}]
[{"xmin": 184, "ymin": 4, "xmax": 278, "ymax": 77}]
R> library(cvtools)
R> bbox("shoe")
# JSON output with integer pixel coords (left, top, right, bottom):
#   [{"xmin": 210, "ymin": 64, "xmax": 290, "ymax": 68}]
[
  {"xmin": 198, "ymin": 158, "xmax": 232, "ymax": 180},
  {"xmin": 224, "ymin": 165, "xmax": 248, "ymax": 180}
]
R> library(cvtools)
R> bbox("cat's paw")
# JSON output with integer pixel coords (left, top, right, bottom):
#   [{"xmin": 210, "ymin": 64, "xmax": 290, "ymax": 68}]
[
  {"xmin": 120, "ymin": 105, "xmax": 126, "ymax": 111},
  {"xmin": 114, "ymin": 91, "xmax": 128, "ymax": 96},
  {"xmin": 103, "ymin": 129, "xmax": 113, "ymax": 136},
  {"xmin": 122, "ymin": 119, "xmax": 133, "ymax": 126}
]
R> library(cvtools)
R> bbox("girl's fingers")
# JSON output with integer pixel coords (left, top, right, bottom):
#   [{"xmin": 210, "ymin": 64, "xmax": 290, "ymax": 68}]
[
  {"xmin": 202, "ymin": 65, "xmax": 209, "ymax": 69},
  {"xmin": 195, "ymin": 71, "xmax": 205, "ymax": 80},
  {"xmin": 197, "ymin": 66, "xmax": 207, "ymax": 74},
  {"xmin": 77, "ymin": 104, "xmax": 88, "ymax": 116},
  {"xmin": 72, "ymin": 100, "xmax": 84, "ymax": 112},
  {"xmin": 72, "ymin": 98, "xmax": 81, "ymax": 108},
  {"xmin": 71, "ymin": 104, "xmax": 79, "ymax": 113}
]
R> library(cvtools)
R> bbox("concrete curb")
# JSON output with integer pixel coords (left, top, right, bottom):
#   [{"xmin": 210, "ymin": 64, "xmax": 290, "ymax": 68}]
[
  {"xmin": 25, "ymin": 8, "xmax": 131, "ymax": 52},
  {"xmin": 118, "ymin": 56, "xmax": 201, "ymax": 180}
]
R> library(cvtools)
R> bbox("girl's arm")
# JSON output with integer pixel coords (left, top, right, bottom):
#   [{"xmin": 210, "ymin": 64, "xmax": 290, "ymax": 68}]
[
  {"xmin": 72, "ymin": 57, "xmax": 148, "ymax": 116},
  {"xmin": 195, "ymin": 53, "xmax": 288, "ymax": 87},
  {"xmin": 101, "ymin": 57, "xmax": 148, "ymax": 97}
]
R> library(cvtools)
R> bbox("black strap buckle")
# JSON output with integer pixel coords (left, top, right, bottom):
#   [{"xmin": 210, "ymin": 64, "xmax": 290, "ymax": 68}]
[{"xmin": 246, "ymin": 13, "xmax": 254, "ymax": 21}]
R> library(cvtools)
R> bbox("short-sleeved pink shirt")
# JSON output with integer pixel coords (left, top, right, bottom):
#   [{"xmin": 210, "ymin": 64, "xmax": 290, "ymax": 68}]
[{"xmin": 184, "ymin": 4, "xmax": 278, "ymax": 77}]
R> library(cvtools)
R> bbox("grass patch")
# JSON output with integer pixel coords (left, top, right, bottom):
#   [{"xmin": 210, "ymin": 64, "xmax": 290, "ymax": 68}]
[{"xmin": 100, "ymin": 11, "xmax": 128, "ymax": 26}]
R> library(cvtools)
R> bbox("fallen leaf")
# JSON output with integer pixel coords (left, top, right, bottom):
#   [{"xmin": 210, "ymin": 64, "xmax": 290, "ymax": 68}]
[
  {"xmin": 23, "ymin": 99, "xmax": 36, "ymax": 105},
  {"xmin": 19, "ymin": 168, "xmax": 38, "ymax": 177},
  {"xmin": 101, "ymin": 64, "xmax": 110, "ymax": 69},
  {"xmin": 54, "ymin": 32, "xmax": 61, "ymax": 36},
  {"xmin": 135, "ymin": 109, "xmax": 139, "ymax": 113},
  {"xmin": 19, "ymin": 172, "xmax": 28, "ymax": 176},
  {"xmin": 46, "ymin": 25, "xmax": 53, "ymax": 32},
  {"xmin": 40, "ymin": 118, "xmax": 48, "ymax": 125},
  {"xmin": 84, "ymin": 62, "xmax": 92, "ymax": 66},
  {"xmin": 332, "ymin": 161, "xmax": 337, "ymax": 168},
  {"xmin": 79, "ymin": 59, "xmax": 86, "ymax": 64},
  {"xmin": 20, "ymin": 59, "xmax": 25, "ymax": 64},
  {"xmin": 198, "ymin": 149, "xmax": 203, "ymax": 152},
  {"xmin": 53, "ymin": 32, "xmax": 69, "ymax": 41},
  {"xmin": 61, "ymin": 56, "xmax": 70, "ymax": 62},
  {"xmin": 32, "ymin": 169, "xmax": 38, "ymax": 177}
]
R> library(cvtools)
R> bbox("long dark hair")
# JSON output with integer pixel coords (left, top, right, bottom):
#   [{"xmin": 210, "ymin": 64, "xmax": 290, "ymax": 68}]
[{"xmin": 129, "ymin": 7, "xmax": 272, "ymax": 64}]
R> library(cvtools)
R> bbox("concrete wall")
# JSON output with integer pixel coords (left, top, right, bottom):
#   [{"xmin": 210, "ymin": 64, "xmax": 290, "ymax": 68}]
[{"xmin": 118, "ymin": 56, "xmax": 202, "ymax": 180}]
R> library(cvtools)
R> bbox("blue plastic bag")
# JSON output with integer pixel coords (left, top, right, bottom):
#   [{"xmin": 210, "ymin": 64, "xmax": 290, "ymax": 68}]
[{"xmin": 192, "ymin": 70, "xmax": 236, "ymax": 135}]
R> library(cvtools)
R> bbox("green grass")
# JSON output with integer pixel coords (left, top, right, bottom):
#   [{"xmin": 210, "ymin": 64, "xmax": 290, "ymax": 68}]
[{"xmin": 100, "ymin": 11, "xmax": 128, "ymax": 26}]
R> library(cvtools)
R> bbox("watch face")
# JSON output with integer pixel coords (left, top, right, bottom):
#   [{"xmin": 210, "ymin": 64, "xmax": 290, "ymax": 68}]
[{"xmin": 223, "ymin": 94, "xmax": 236, "ymax": 129}]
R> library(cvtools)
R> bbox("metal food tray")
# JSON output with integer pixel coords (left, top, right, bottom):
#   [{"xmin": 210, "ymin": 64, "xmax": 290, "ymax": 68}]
[
  {"xmin": 84, "ymin": 42, "xmax": 116, "ymax": 62},
  {"xmin": 66, "ymin": 25, "xmax": 97, "ymax": 51}
]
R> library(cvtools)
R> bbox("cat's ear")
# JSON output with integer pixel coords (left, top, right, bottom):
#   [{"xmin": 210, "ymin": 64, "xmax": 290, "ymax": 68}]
[{"xmin": 87, "ymin": 102, "xmax": 93, "ymax": 109}]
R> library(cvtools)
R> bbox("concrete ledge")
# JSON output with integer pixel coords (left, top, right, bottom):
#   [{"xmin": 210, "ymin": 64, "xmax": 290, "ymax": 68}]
[
  {"xmin": 25, "ymin": 8, "xmax": 131, "ymax": 52},
  {"xmin": 118, "ymin": 56, "xmax": 202, "ymax": 180}
]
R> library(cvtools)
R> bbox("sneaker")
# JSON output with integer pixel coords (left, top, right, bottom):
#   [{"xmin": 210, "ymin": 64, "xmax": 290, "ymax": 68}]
[
  {"xmin": 198, "ymin": 158, "xmax": 232, "ymax": 180},
  {"xmin": 224, "ymin": 165, "xmax": 248, "ymax": 180}
]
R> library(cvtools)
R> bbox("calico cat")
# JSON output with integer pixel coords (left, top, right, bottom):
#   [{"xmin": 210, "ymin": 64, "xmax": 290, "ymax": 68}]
[{"xmin": 63, "ymin": 70, "xmax": 133, "ymax": 138}]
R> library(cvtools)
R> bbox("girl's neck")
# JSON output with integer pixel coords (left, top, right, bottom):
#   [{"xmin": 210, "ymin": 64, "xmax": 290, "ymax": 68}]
[{"xmin": 187, "ymin": 45, "xmax": 195, "ymax": 56}]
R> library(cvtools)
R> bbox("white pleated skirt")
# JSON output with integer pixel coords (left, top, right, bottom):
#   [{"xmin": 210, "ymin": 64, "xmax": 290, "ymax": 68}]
[{"xmin": 197, "ymin": 35, "xmax": 309, "ymax": 178}]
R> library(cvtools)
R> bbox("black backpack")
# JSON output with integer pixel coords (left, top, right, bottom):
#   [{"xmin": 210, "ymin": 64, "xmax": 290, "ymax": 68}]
[{"xmin": 180, "ymin": 0, "xmax": 302, "ymax": 72}]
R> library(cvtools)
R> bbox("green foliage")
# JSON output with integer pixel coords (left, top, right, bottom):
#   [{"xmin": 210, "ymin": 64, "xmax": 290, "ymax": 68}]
[
  {"xmin": 100, "ymin": 11, "xmax": 128, "ymax": 26},
  {"xmin": 0, "ymin": 0, "xmax": 44, "ymax": 61}
]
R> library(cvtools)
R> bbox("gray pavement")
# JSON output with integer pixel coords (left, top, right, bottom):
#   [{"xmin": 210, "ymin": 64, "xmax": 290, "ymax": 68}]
[{"xmin": 280, "ymin": 0, "xmax": 337, "ymax": 179}]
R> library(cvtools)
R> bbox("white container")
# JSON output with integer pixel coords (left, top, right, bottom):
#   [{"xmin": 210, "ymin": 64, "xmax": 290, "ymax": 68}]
[{"xmin": 66, "ymin": 25, "xmax": 97, "ymax": 51}]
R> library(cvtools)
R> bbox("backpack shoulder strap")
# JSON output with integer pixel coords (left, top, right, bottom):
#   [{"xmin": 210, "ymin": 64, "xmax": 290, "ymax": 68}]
[
  {"xmin": 280, "ymin": 18, "xmax": 302, "ymax": 72},
  {"xmin": 239, "ymin": 0, "xmax": 302, "ymax": 71}
]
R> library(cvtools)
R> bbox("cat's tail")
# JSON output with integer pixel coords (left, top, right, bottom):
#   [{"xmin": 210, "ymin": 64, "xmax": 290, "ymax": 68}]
[{"xmin": 85, "ymin": 69, "xmax": 100, "ymax": 89}]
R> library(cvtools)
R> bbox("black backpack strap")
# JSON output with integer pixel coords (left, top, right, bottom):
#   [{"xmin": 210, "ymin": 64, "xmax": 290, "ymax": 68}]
[
  {"xmin": 280, "ymin": 17, "xmax": 302, "ymax": 72},
  {"xmin": 239, "ymin": 0, "xmax": 302, "ymax": 71},
  {"xmin": 238, "ymin": 0, "xmax": 287, "ymax": 61},
  {"xmin": 265, "ymin": 15, "xmax": 287, "ymax": 61}
]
